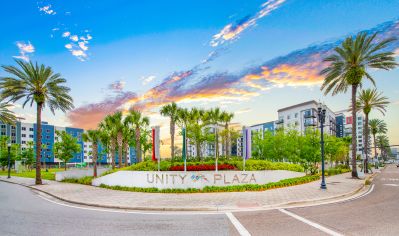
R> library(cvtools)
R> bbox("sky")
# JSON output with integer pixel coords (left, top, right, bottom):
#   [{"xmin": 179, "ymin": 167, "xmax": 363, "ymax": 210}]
[{"xmin": 1, "ymin": 0, "xmax": 399, "ymax": 148}]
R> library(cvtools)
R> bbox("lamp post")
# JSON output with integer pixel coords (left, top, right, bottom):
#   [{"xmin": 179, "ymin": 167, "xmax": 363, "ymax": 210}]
[
  {"xmin": 7, "ymin": 143, "xmax": 11, "ymax": 179},
  {"xmin": 317, "ymin": 104, "xmax": 327, "ymax": 190}
]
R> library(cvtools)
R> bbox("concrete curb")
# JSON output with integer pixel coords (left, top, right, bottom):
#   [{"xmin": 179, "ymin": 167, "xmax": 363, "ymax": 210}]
[{"xmin": 0, "ymin": 173, "xmax": 374, "ymax": 212}]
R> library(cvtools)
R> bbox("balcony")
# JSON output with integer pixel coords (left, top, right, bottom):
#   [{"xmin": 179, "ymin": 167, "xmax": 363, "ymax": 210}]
[
  {"xmin": 304, "ymin": 120, "xmax": 317, "ymax": 127},
  {"xmin": 304, "ymin": 112, "xmax": 317, "ymax": 119}
]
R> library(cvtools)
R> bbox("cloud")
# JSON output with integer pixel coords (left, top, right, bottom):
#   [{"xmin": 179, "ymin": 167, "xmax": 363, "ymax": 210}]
[
  {"xmin": 68, "ymin": 91, "xmax": 138, "ymax": 130},
  {"xmin": 108, "ymin": 81, "xmax": 126, "ymax": 92},
  {"xmin": 70, "ymin": 35, "xmax": 79, "ymax": 42},
  {"xmin": 210, "ymin": 0, "xmax": 286, "ymax": 47},
  {"xmin": 13, "ymin": 41, "xmax": 35, "ymax": 61},
  {"xmin": 78, "ymin": 42, "xmax": 89, "ymax": 51},
  {"xmin": 62, "ymin": 32, "xmax": 71, "ymax": 37},
  {"xmin": 65, "ymin": 44, "xmax": 73, "ymax": 49},
  {"xmin": 68, "ymin": 19, "xmax": 399, "ymax": 129},
  {"xmin": 235, "ymin": 108, "xmax": 252, "ymax": 115},
  {"xmin": 141, "ymin": 75, "xmax": 156, "ymax": 85},
  {"xmin": 38, "ymin": 5, "xmax": 56, "ymax": 15}
]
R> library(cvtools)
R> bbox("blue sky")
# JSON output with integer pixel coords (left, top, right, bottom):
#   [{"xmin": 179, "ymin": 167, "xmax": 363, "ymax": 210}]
[{"xmin": 1, "ymin": 0, "xmax": 399, "ymax": 145}]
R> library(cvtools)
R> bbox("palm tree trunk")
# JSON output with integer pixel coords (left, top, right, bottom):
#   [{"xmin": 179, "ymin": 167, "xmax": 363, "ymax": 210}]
[
  {"xmin": 117, "ymin": 132, "xmax": 123, "ymax": 168},
  {"xmin": 373, "ymin": 133, "xmax": 377, "ymax": 159},
  {"xmin": 351, "ymin": 85, "xmax": 358, "ymax": 178},
  {"xmin": 196, "ymin": 141, "xmax": 201, "ymax": 160},
  {"xmin": 111, "ymin": 139, "xmax": 116, "ymax": 169},
  {"xmin": 170, "ymin": 119, "xmax": 175, "ymax": 159},
  {"xmin": 124, "ymin": 143, "xmax": 128, "ymax": 167},
  {"xmin": 93, "ymin": 143, "xmax": 98, "ymax": 177},
  {"xmin": 35, "ymin": 103, "xmax": 43, "ymax": 185},
  {"xmin": 135, "ymin": 127, "xmax": 141, "ymax": 162},
  {"xmin": 364, "ymin": 113, "xmax": 369, "ymax": 174}
]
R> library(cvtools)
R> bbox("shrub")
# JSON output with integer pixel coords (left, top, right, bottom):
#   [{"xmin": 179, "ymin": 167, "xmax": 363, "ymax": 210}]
[
  {"xmin": 326, "ymin": 166, "xmax": 351, "ymax": 176},
  {"xmin": 62, "ymin": 176, "xmax": 93, "ymax": 185}
]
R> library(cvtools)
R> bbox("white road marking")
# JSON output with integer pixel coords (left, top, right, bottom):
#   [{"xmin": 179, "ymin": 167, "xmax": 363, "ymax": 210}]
[
  {"xmin": 36, "ymin": 193, "xmax": 223, "ymax": 215},
  {"xmin": 279, "ymin": 209, "xmax": 343, "ymax": 236},
  {"xmin": 225, "ymin": 212, "xmax": 251, "ymax": 236},
  {"xmin": 384, "ymin": 184, "xmax": 399, "ymax": 187}
]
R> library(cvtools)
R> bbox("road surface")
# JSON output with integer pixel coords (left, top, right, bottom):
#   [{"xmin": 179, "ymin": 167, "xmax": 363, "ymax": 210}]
[{"xmin": 0, "ymin": 165, "xmax": 398, "ymax": 235}]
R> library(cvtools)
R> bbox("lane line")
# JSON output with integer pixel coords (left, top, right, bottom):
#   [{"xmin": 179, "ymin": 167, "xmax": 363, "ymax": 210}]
[
  {"xmin": 279, "ymin": 209, "xmax": 343, "ymax": 236},
  {"xmin": 225, "ymin": 212, "xmax": 251, "ymax": 236}
]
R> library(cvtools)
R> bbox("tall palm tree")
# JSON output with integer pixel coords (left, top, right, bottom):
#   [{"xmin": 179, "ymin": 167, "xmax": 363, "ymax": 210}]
[
  {"xmin": 220, "ymin": 111, "xmax": 234, "ymax": 158},
  {"xmin": 320, "ymin": 33, "xmax": 397, "ymax": 178},
  {"xmin": 369, "ymin": 119, "xmax": 387, "ymax": 161},
  {"xmin": 122, "ymin": 120, "xmax": 134, "ymax": 167},
  {"xmin": 109, "ymin": 111, "xmax": 124, "ymax": 168},
  {"xmin": 160, "ymin": 102, "xmax": 179, "ymax": 158},
  {"xmin": 0, "ymin": 101, "xmax": 16, "ymax": 125},
  {"xmin": 376, "ymin": 135, "xmax": 390, "ymax": 160},
  {"xmin": 99, "ymin": 128, "xmax": 111, "ymax": 165},
  {"xmin": 177, "ymin": 108, "xmax": 189, "ymax": 157},
  {"xmin": 208, "ymin": 108, "xmax": 222, "ymax": 159},
  {"xmin": 0, "ymin": 60, "xmax": 74, "ymax": 184},
  {"xmin": 356, "ymin": 88, "xmax": 389, "ymax": 172},
  {"xmin": 125, "ymin": 109, "xmax": 149, "ymax": 162},
  {"xmin": 82, "ymin": 130, "xmax": 101, "ymax": 177},
  {"xmin": 99, "ymin": 114, "xmax": 118, "ymax": 169}
]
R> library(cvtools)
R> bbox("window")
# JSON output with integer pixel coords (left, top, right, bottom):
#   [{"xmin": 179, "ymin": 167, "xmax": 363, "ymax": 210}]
[
  {"xmin": 22, "ymin": 147, "xmax": 26, "ymax": 150},
  {"xmin": 1, "ymin": 124, "xmax": 6, "ymax": 128},
  {"xmin": 22, "ymin": 141, "xmax": 26, "ymax": 144},
  {"xmin": 22, "ymin": 127, "xmax": 26, "ymax": 131},
  {"xmin": 1, "ymin": 132, "xmax": 5, "ymax": 135},
  {"xmin": 47, "ymin": 149, "xmax": 51, "ymax": 152},
  {"xmin": 295, "ymin": 113, "xmax": 298, "ymax": 118},
  {"xmin": 11, "ymin": 133, "xmax": 16, "ymax": 137},
  {"xmin": 46, "ymin": 136, "xmax": 50, "ymax": 139},
  {"xmin": 287, "ymin": 115, "xmax": 291, "ymax": 120},
  {"xmin": 357, "ymin": 117, "xmax": 362, "ymax": 120},
  {"xmin": 11, "ymin": 140, "xmax": 16, "ymax": 144},
  {"xmin": 22, "ymin": 134, "xmax": 26, "ymax": 137},
  {"xmin": 11, "ymin": 126, "xmax": 16, "ymax": 130},
  {"xmin": 29, "ymin": 135, "xmax": 34, "ymax": 138},
  {"xmin": 29, "ymin": 128, "xmax": 34, "ymax": 131},
  {"xmin": 46, "ymin": 129, "xmax": 50, "ymax": 133}
]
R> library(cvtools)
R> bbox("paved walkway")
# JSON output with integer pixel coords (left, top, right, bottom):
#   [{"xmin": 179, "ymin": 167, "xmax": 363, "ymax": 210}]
[{"xmin": 0, "ymin": 170, "xmax": 375, "ymax": 211}]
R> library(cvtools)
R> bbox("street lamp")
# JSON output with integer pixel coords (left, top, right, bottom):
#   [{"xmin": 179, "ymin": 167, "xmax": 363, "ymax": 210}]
[
  {"xmin": 7, "ymin": 143, "xmax": 11, "ymax": 179},
  {"xmin": 317, "ymin": 103, "xmax": 327, "ymax": 190}
]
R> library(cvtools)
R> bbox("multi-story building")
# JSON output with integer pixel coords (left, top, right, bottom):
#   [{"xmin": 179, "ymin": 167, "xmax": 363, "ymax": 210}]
[
  {"xmin": 0, "ymin": 121, "xmax": 136, "ymax": 165},
  {"xmin": 277, "ymin": 100, "xmax": 336, "ymax": 136},
  {"xmin": 335, "ymin": 110, "xmax": 366, "ymax": 156}
]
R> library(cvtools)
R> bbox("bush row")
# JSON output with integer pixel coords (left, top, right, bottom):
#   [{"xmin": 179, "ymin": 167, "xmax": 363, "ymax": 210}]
[
  {"xmin": 99, "ymin": 175, "xmax": 320, "ymax": 193},
  {"xmin": 124, "ymin": 159, "xmax": 304, "ymax": 173},
  {"xmin": 61, "ymin": 176, "xmax": 94, "ymax": 185},
  {"xmin": 169, "ymin": 164, "xmax": 235, "ymax": 171}
]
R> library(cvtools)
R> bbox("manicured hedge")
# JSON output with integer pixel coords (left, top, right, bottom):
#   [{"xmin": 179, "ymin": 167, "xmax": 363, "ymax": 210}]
[
  {"xmin": 61, "ymin": 176, "xmax": 94, "ymax": 185},
  {"xmin": 123, "ymin": 159, "xmax": 304, "ymax": 173},
  {"xmin": 99, "ymin": 175, "xmax": 320, "ymax": 193}
]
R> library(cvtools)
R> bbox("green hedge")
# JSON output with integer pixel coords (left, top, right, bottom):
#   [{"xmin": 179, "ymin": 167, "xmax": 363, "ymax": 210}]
[
  {"xmin": 99, "ymin": 175, "xmax": 319, "ymax": 193},
  {"xmin": 122, "ymin": 159, "xmax": 304, "ymax": 173},
  {"xmin": 61, "ymin": 176, "xmax": 94, "ymax": 185}
]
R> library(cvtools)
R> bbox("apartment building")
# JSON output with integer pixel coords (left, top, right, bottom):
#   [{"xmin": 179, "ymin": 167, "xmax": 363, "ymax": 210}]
[
  {"xmin": 0, "ymin": 121, "xmax": 136, "ymax": 164},
  {"xmin": 335, "ymin": 110, "xmax": 366, "ymax": 156}
]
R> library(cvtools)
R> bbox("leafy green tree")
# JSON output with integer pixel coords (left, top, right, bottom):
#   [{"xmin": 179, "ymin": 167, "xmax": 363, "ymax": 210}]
[
  {"xmin": 1, "ymin": 60, "xmax": 74, "ymax": 184},
  {"xmin": 124, "ymin": 109, "xmax": 149, "ymax": 162},
  {"xmin": 82, "ymin": 130, "xmax": 101, "ymax": 177},
  {"xmin": 160, "ymin": 102, "xmax": 179, "ymax": 159},
  {"xmin": 99, "ymin": 114, "xmax": 118, "ymax": 169},
  {"xmin": 220, "ymin": 111, "xmax": 234, "ymax": 158},
  {"xmin": 54, "ymin": 131, "xmax": 81, "ymax": 170},
  {"xmin": 320, "ymin": 33, "xmax": 397, "ymax": 178},
  {"xmin": 20, "ymin": 141, "xmax": 35, "ymax": 170},
  {"xmin": 356, "ymin": 88, "xmax": 389, "ymax": 172}
]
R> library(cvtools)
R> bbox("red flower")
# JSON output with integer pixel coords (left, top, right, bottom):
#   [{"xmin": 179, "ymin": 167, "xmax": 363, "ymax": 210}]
[{"xmin": 169, "ymin": 164, "xmax": 235, "ymax": 171}]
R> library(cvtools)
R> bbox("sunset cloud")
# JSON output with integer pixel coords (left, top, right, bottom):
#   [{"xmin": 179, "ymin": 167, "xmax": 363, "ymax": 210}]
[
  {"xmin": 108, "ymin": 80, "xmax": 126, "ymax": 92},
  {"xmin": 68, "ymin": 19, "xmax": 399, "ymax": 129},
  {"xmin": 210, "ymin": 0, "xmax": 286, "ymax": 47}
]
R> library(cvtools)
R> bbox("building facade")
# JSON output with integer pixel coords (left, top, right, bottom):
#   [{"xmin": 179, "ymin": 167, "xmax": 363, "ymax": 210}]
[
  {"xmin": 335, "ymin": 110, "xmax": 365, "ymax": 156},
  {"xmin": 0, "ymin": 121, "xmax": 136, "ymax": 165}
]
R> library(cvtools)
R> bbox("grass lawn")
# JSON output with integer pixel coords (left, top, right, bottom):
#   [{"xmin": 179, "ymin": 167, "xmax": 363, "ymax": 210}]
[{"xmin": 0, "ymin": 168, "xmax": 64, "ymax": 181}]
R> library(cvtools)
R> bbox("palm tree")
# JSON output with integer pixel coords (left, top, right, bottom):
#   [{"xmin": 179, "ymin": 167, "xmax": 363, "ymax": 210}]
[
  {"xmin": 376, "ymin": 135, "xmax": 390, "ymax": 161},
  {"xmin": 99, "ymin": 114, "xmax": 118, "ymax": 169},
  {"xmin": 122, "ymin": 120, "xmax": 135, "ymax": 167},
  {"xmin": 320, "ymin": 33, "xmax": 397, "ymax": 178},
  {"xmin": 220, "ymin": 111, "xmax": 234, "ymax": 158},
  {"xmin": 355, "ymin": 88, "xmax": 389, "ymax": 172},
  {"xmin": 208, "ymin": 108, "xmax": 222, "ymax": 160},
  {"xmin": 99, "ymin": 129, "xmax": 111, "ymax": 166},
  {"xmin": 160, "ymin": 102, "xmax": 179, "ymax": 159},
  {"xmin": 369, "ymin": 119, "xmax": 387, "ymax": 161},
  {"xmin": 82, "ymin": 130, "xmax": 101, "ymax": 177},
  {"xmin": 125, "ymin": 109, "xmax": 149, "ymax": 162},
  {"xmin": 0, "ymin": 60, "xmax": 74, "ymax": 184},
  {"xmin": 109, "ymin": 111, "xmax": 124, "ymax": 168},
  {"xmin": 177, "ymin": 108, "xmax": 189, "ymax": 158},
  {"xmin": 0, "ymin": 101, "xmax": 16, "ymax": 125}
]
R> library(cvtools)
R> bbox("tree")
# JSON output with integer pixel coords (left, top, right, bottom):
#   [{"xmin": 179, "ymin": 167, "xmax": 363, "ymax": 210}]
[
  {"xmin": 20, "ymin": 141, "xmax": 35, "ymax": 170},
  {"xmin": 369, "ymin": 119, "xmax": 387, "ymax": 160},
  {"xmin": 207, "ymin": 108, "xmax": 222, "ymax": 160},
  {"xmin": 376, "ymin": 135, "xmax": 390, "ymax": 161},
  {"xmin": 41, "ymin": 143, "xmax": 48, "ymax": 171},
  {"xmin": 320, "ymin": 32, "xmax": 397, "ymax": 178},
  {"xmin": 82, "ymin": 130, "xmax": 101, "ymax": 177},
  {"xmin": 0, "ymin": 101, "xmax": 16, "ymax": 125},
  {"xmin": 176, "ymin": 108, "xmax": 189, "ymax": 157},
  {"xmin": 54, "ymin": 131, "xmax": 81, "ymax": 170},
  {"xmin": 125, "ymin": 109, "xmax": 149, "ymax": 162},
  {"xmin": 99, "ymin": 114, "xmax": 118, "ymax": 169},
  {"xmin": 111, "ymin": 111, "xmax": 124, "ymax": 168},
  {"xmin": 356, "ymin": 88, "xmax": 389, "ymax": 172},
  {"xmin": 220, "ymin": 111, "xmax": 234, "ymax": 158},
  {"xmin": 186, "ymin": 108, "xmax": 209, "ymax": 159},
  {"xmin": 140, "ymin": 128, "xmax": 152, "ymax": 161},
  {"xmin": 1, "ymin": 60, "xmax": 74, "ymax": 184},
  {"xmin": 160, "ymin": 102, "xmax": 179, "ymax": 159}
]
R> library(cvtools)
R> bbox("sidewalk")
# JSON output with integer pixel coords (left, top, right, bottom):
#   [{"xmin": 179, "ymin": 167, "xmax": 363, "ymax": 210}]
[{"xmin": 0, "ymin": 172, "xmax": 373, "ymax": 211}]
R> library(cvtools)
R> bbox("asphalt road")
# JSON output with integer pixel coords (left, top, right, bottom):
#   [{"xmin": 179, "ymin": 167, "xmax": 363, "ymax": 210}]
[{"xmin": 0, "ymin": 165, "xmax": 398, "ymax": 236}]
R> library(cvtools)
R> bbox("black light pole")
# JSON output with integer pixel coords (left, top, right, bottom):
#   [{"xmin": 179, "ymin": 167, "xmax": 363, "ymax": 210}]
[
  {"xmin": 7, "ymin": 144, "xmax": 11, "ymax": 179},
  {"xmin": 317, "ymin": 104, "xmax": 327, "ymax": 190}
]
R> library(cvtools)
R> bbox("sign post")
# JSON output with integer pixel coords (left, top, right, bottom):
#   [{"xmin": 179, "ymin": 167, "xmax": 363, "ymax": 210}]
[
  {"xmin": 242, "ymin": 126, "xmax": 251, "ymax": 171},
  {"xmin": 152, "ymin": 126, "xmax": 161, "ymax": 171},
  {"xmin": 182, "ymin": 127, "xmax": 187, "ymax": 172}
]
